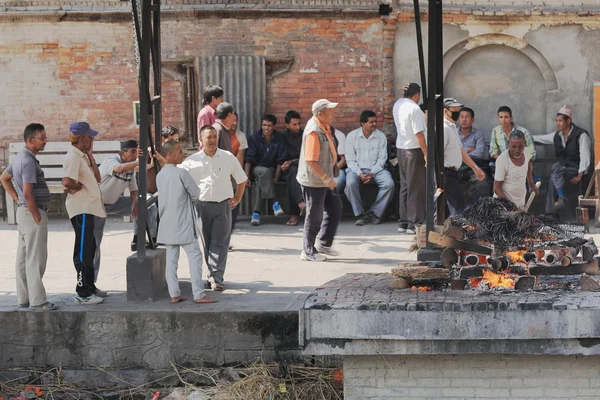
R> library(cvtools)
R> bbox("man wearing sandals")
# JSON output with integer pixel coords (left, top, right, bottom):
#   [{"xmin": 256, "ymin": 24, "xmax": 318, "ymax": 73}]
[
  {"xmin": 181, "ymin": 125, "xmax": 248, "ymax": 291},
  {"xmin": 280, "ymin": 110, "xmax": 306, "ymax": 226},
  {"xmin": 1, "ymin": 123, "xmax": 57, "ymax": 311}
]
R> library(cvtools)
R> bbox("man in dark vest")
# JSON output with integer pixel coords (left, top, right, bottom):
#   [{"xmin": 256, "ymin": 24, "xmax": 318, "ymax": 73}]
[{"xmin": 534, "ymin": 105, "xmax": 591, "ymax": 213}]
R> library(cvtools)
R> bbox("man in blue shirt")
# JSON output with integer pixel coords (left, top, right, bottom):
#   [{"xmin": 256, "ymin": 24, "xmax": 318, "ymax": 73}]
[
  {"xmin": 458, "ymin": 107, "xmax": 492, "ymax": 204},
  {"xmin": 244, "ymin": 114, "xmax": 287, "ymax": 225}
]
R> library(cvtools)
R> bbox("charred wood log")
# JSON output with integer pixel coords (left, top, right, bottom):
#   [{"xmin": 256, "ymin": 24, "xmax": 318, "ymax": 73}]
[
  {"xmin": 582, "ymin": 239, "xmax": 598, "ymax": 262},
  {"xmin": 580, "ymin": 274, "xmax": 600, "ymax": 291},
  {"xmin": 514, "ymin": 276, "xmax": 536, "ymax": 291},
  {"xmin": 440, "ymin": 248, "xmax": 459, "ymax": 269},
  {"xmin": 392, "ymin": 266, "xmax": 450, "ymax": 280}
]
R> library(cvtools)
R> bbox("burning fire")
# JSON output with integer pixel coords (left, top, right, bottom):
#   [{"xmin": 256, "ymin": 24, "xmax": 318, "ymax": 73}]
[
  {"xmin": 411, "ymin": 286, "xmax": 433, "ymax": 291},
  {"xmin": 470, "ymin": 269, "xmax": 516, "ymax": 289},
  {"xmin": 506, "ymin": 250, "xmax": 525, "ymax": 263}
]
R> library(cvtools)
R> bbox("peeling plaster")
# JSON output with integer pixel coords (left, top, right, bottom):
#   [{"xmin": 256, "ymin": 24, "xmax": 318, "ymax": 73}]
[
  {"xmin": 463, "ymin": 33, "xmax": 528, "ymax": 51},
  {"xmin": 300, "ymin": 68, "xmax": 318, "ymax": 73},
  {"xmin": 359, "ymin": 23, "xmax": 381, "ymax": 44}
]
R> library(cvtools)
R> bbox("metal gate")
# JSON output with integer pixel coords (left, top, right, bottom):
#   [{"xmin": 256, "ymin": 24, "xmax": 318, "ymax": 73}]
[{"xmin": 195, "ymin": 55, "xmax": 266, "ymax": 138}]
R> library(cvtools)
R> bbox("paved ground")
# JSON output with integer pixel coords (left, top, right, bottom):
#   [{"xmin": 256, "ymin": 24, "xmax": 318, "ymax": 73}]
[{"xmin": 0, "ymin": 215, "xmax": 417, "ymax": 312}]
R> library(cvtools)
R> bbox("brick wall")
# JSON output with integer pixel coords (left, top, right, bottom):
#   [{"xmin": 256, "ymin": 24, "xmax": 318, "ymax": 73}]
[
  {"xmin": 160, "ymin": 16, "xmax": 395, "ymax": 134},
  {"xmin": 344, "ymin": 354, "xmax": 600, "ymax": 399},
  {"xmin": 0, "ymin": 21, "xmax": 139, "ymax": 166},
  {"xmin": 0, "ymin": 13, "xmax": 394, "ymax": 165}
]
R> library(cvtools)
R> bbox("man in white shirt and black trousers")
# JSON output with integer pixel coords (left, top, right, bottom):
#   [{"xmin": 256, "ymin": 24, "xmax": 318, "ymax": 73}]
[
  {"xmin": 442, "ymin": 98, "xmax": 485, "ymax": 217},
  {"xmin": 181, "ymin": 125, "xmax": 248, "ymax": 292}
]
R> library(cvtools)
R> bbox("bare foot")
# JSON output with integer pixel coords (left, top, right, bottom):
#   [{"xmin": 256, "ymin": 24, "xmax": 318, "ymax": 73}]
[
  {"xmin": 194, "ymin": 296, "xmax": 217, "ymax": 304},
  {"xmin": 171, "ymin": 296, "xmax": 187, "ymax": 303}
]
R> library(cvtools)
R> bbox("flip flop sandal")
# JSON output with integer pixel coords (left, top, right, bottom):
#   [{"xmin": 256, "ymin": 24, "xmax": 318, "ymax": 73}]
[
  {"xmin": 287, "ymin": 217, "xmax": 300, "ymax": 226},
  {"xmin": 30, "ymin": 302, "xmax": 58, "ymax": 311},
  {"xmin": 18, "ymin": 303, "xmax": 30, "ymax": 308},
  {"xmin": 210, "ymin": 282, "xmax": 225, "ymax": 291}
]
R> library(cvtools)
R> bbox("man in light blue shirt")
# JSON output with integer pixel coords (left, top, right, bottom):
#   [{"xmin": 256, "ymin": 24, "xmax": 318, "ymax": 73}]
[
  {"xmin": 344, "ymin": 110, "xmax": 394, "ymax": 226},
  {"xmin": 458, "ymin": 107, "xmax": 492, "ymax": 204}
]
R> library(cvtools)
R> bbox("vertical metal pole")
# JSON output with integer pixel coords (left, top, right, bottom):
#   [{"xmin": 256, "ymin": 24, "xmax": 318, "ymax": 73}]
[
  {"xmin": 425, "ymin": 0, "xmax": 437, "ymax": 247},
  {"xmin": 413, "ymin": 0, "xmax": 427, "ymax": 103},
  {"xmin": 425, "ymin": 0, "xmax": 444, "ymax": 247},
  {"xmin": 151, "ymin": 0, "xmax": 162, "ymax": 155},
  {"xmin": 136, "ymin": 0, "xmax": 151, "ymax": 260},
  {"xmin": 433, "ymin": 0, "xmax": 445, "ymax": 226}
]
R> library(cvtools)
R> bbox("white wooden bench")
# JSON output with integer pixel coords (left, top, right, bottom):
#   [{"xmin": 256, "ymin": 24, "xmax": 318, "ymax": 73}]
[{"xmin": 7, "ymin": 141, "xmax": 122, "ymax": 224}]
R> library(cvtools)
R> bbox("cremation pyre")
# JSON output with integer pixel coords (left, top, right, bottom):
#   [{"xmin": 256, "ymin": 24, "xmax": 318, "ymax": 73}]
[{"xmin": 393, "ymin": 198, "xmax": 599, "ymax": 291}]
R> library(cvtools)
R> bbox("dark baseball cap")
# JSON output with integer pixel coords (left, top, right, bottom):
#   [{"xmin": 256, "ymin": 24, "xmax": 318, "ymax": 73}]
[{"xmin": 69, "ymin": 121, "xmax": 98, "ymax": 137}]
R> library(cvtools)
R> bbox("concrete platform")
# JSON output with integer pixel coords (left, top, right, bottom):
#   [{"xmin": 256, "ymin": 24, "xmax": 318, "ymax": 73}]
[
  {"xmin": 0, "ymin": 216, "xmax": 411, "ymax": 369},
  {"xmin": 300, "ymin": 273, "xmax": 600, "ymax": 357}
]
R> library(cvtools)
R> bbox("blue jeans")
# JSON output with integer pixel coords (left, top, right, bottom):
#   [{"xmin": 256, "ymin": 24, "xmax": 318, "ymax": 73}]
[
  {"xmin": 334, "ymin": 168, "xmax": 346, "ymax": 195},
  {"xmin": 344, "ymin": 169, "xmax": 394, "ymax": 218}
]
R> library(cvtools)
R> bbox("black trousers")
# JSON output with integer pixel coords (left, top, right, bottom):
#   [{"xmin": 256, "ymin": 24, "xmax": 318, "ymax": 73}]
[
  {"xmin": 70, "ymin": 214, "xmax": 97, "ymax": 298},
  {"xmin": 444, "ymin": 168, "xmax": 466, "ymax": 217},
  {"xmin": 302, "ymin": 186, "xmax": 342, "ymax": 255},
  {"xmin": 282, "ymin": 165, "xmax": 304, "ymax": 216}
]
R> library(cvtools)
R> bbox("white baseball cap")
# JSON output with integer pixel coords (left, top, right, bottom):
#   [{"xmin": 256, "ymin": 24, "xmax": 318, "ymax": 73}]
[{"xmin": 312, "ymin": 99, "xmax": 338, "ymax": 115}]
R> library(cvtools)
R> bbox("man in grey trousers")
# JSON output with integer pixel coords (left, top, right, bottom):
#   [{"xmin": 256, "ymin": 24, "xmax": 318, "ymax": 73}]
[
  {"xmin": 1, "ymin": 123, "xmax": 57, "ymax": 311},
  {"xmin": 181, "ymin": 125, "xmax": 247, "ymax": 291}
]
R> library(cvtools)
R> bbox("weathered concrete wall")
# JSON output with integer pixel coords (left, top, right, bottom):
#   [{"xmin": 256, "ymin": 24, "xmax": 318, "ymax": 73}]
[
  {"xmin": 0, "ymin": 310, "xmax": 300, "ymax": 369},
  {"xmin": 343, "ymin": 354, "xmax": 600, "ymax": 400},
  {"xmin": 394, "ymin": 15, "xmax": 600, "ymax": 141}
]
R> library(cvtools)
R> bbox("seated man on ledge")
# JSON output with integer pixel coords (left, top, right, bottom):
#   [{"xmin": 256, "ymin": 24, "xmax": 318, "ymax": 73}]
[
  {"xmin": 280, "ymin": 110, "xmax": 306, "ymax": 226},
  {"xmin": 534, "ymin": 105, "xmax": 591, "ymax": 213},
  {"xmin": 344, "ymin": 110, "xmax": 394, "ymax": 226},
  {"xmin": 244, "ymin": 114, "xmax": 287, "ymax": 226},
  {"xmin": 494, "ymin": 130, "xmax": 537, "ymax": 209}
]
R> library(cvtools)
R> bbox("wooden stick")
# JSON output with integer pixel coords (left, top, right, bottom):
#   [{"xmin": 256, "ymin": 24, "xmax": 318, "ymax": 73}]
[{"xmin": 524, "ymin": 181, "xmax": 542, "ymax": 212}]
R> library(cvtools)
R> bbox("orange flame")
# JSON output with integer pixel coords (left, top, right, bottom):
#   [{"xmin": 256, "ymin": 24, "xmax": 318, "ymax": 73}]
[
  {"xmin": 505, "ymin": 250, "xmax": 525, "ymax": 264},
  {"xmin": 470, "ymin": 269, "xmax": 515, "ymax": 289},
  {"xmin": 411, "ymin": 286, "xmax": 433, "ymax": 291}
]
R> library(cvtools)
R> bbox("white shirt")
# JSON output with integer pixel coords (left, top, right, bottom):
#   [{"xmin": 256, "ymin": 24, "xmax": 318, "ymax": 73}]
[
  {"xmin": 98, "ymin": 154, "xmax": 138, "ymax": 205},
  {"xmin": 535, "ymin": 126, "xmax": 591, "ymax": 173},
  {"xmin": 393, "ymin": 98, "xmax": 426, "ymax": 150},
  {"xmin": 236, "ymin": 130, "xmax": 249, "ymax": 151},
  {"xmin": 180, "ymin": 148, "xmax": 248, "ymax": 203},
  {"xmin": 334, "ymin": 129, "xmax": 346, "ymax": 155},
  {"xmin": 345, "ymin": 128, "xmax": 388, "ymax": 176},
  {"xmin": 494, "ymin": 150, "xmax": 531, "ymax": 207},
  {"xmin": 444, "ymin": 119, "xmax": 463, "ymax": 170}
]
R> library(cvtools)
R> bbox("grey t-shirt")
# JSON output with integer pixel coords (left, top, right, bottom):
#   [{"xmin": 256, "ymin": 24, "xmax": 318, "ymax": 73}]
[
  {"xmin": 98, "ymin": 154, "xmax": 138, "ymax": 205},
  {"xmin": 6, "ymin": 148, "xmax": 51, "ymax": 208}
]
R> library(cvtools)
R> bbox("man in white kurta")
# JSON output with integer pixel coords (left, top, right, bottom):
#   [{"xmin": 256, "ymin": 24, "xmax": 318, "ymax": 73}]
[
  {"xmin": 156, "ymin": 141, "xmax": 216, "ymax": 304},
  {"xmin": 181, "ymin": 126, "xmax": 247, "ymax": 291}
]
